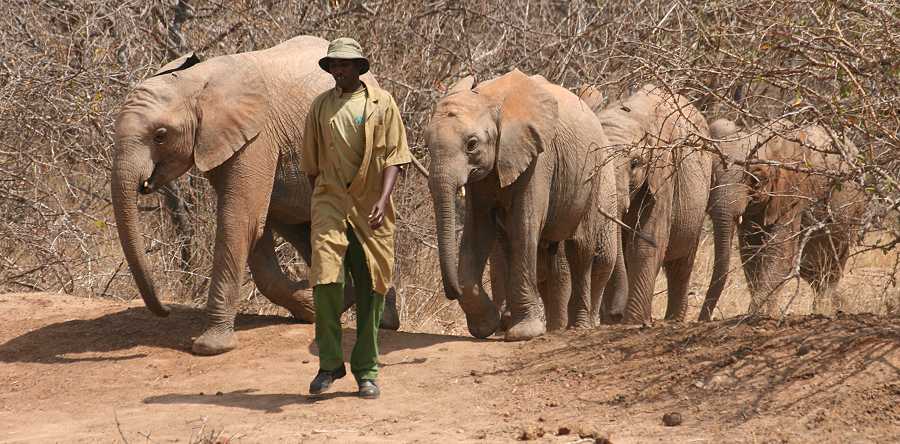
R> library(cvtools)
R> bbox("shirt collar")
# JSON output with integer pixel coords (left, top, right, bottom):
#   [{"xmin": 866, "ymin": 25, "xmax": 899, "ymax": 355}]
[{"xmin": 334, "ymin": 83, "xmax": 366, "ymax": 98}]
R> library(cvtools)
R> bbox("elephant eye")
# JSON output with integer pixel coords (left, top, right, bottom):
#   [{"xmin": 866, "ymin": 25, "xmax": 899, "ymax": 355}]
[
  {"xmin": 465, "ymin": 137, "xmax": 478, "ymax": 154},
  {"xmin": 153, "ymin": 127, "xmax": 167, "ymax": 145}
]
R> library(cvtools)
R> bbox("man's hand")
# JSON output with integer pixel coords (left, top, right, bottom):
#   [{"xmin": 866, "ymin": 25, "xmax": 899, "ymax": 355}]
[{"xmin": 368, "ymin": 198, "xmax": 387, "ymax": 229}]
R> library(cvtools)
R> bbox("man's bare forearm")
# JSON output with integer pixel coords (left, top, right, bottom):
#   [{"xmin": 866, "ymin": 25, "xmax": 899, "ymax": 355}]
[{"xmin": 378, "ymin": 165, "xmax": 401, "ymax": 204}]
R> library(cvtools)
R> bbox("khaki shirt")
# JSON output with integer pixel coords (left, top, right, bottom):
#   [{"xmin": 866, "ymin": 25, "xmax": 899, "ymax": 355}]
[{"xmin": 301, "ymin": 79, "xmax": 412, "ymax": 295}]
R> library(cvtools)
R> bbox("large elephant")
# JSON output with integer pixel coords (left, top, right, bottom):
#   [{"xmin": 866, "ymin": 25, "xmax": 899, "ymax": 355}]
[
  {"xmin": 425, "ymin": 70, "xmax": 620, "ymax": 341},
  {"xmin": 580, "ymin": 84, "xmax": 713, "ymax": 324},
  {"xmin": 111, "ymin": 36, "xmax": 397, "ymax": 356},
  {"xmin": 699, "ymin": 119, "xmax": 864, "ymax": 320}
]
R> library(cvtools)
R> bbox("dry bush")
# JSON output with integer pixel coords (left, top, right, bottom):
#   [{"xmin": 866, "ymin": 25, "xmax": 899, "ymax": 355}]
[{"xmin": 1, "ymin": 0, "xmax": 897, "ymax": 331}]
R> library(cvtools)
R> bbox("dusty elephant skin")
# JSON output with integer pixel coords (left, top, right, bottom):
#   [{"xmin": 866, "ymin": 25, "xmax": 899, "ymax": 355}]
[
  {"xmin": 699, "ymin": 119, "xmax": 865, "ymax": 320},
  {"xmin": 425, "ymin": 70, "xmax": 620, "ymax": 341},
  {"xmin": 581, "ymin": 84, "xmax": 713, "ymax": 325},
  {"xmin": 111, "ymin": 35, "xmax": 398, "ymax": 356}
]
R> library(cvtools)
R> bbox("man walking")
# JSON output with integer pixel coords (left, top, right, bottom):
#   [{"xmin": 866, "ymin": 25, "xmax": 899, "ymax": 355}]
[{"xmin": 301, "ymin": 37, "xmax": 411, "ymax": 399}]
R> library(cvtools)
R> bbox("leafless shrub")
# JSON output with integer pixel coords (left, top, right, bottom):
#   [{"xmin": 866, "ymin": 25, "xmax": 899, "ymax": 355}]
[{"xmin": 1, "ymin": 0, "xmax": 897, "ymax": 327}]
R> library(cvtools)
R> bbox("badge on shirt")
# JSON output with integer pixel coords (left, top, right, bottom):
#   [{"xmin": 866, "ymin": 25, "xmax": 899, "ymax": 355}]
[{"xmin": 354, "ymin": 115, "xmax": 364, "ymax": 126}]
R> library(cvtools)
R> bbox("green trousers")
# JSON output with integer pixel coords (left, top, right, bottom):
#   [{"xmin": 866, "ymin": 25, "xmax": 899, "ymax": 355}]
[{"xmin": 314, "ymin": 227, "xmax": 385, "ymax": 382}]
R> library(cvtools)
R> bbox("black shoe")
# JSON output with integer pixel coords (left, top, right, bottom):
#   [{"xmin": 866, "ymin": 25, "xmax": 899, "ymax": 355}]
[
  {"xmin": 358, "ymin": 380, "xmax": 380, "ymax": 399},
  {"xmin": 309, "ymin": 366, "xmax": 346, "ymax": 395}
]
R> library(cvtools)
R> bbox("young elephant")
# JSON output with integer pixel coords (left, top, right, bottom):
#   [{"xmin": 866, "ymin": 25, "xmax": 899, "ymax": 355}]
[
  {"xmin": 580, "ymin": 84, "xmax": 713, "ymax": 324},
  {"xmin": 111, "ymin": 36, "xmax": 398, "ymax": 356},
  {"xmin": 426, "ymin": 70, "xmax": 620, "ymax": 341},
  {"xmin": 700, "ymin": 119, "xmax": 865, "ymax": 319}
]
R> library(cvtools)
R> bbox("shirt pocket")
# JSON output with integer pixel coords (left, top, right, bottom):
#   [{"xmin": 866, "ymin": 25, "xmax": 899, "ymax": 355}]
[{"xmin": 371, "ymin": 113, "xmax": 388, "ymax": 157}]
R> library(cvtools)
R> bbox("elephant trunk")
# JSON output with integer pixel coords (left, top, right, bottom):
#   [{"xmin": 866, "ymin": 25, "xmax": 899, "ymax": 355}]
[
  {"xmin": 430, "ymin": 176, "xmax": 462, "ymax": 300},
  {"xmin": 111, "ymin": 148, "xmax": 170, "ymax": 317},
  {"xmin": 429, "ymin": 173, "xmax": 500, "ymax": 338},
  {"xmin": 700, "ymin": 176, "xmax": 736, "ymax": 321}
]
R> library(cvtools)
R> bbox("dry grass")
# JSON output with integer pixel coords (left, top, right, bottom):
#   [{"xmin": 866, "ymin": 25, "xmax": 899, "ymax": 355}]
[{"xmin": 1, "ymin": 0, "xmax": 898, "ymax": 332}]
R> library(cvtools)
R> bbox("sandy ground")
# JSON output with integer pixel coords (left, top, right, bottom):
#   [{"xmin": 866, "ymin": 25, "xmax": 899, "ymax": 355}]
[{"xmin": 0, "ymin": 292, "xmax": 897, "ymax": 443}]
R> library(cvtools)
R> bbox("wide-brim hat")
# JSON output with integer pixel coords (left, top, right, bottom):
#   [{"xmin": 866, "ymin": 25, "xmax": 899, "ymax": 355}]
[{"xmin": 318, "ymin": 37, "xmax": 370, "ymax": 75}]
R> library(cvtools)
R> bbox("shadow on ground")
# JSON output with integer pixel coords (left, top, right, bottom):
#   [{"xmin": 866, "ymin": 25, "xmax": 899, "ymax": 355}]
[
  {"xmin": 489, "ymin": 313, "xmax": 900, "ymax": 430},
  {"xmin": 0, "ymin": 304, "xmax": 293, "ymax": 364},
  {"xmin": 0, "ymin": 304, "xmax": 486, "ymax": 364},
  {"xmin": 141, "ymin": 388, "xmax": 352, "ymax": 413}
]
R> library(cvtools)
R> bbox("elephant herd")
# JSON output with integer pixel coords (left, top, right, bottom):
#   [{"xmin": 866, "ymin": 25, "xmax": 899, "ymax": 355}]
[{"xmin": 111, "ymin": 36, "xmax": 864, "ymax": 354}]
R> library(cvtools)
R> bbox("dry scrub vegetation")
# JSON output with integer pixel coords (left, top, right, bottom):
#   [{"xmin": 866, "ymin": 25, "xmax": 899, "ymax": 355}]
[{"xmin": 1, "ymin": 0, "xmax": 898, "ymax": 333}]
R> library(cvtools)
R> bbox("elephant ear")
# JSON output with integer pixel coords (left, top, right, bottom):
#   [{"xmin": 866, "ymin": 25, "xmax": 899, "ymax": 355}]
[
  {"xmin": 193, "ymin": 58, "xmax": 268, "ymax": 172},
  {"xmin": 638, "ymin": 144, "xmax": 672, "ymax": 197},
  {"xmin": 495, "ymin": 71, "xmax": 559, "ymax": 188},
  {"xmin": 153, "ymin": 52, "xmax": 202, "ymax": 77},
  {"xmin": 446, "ymin": 75, "xmax": 475, "ymax": 96},
  {"xmin": 750, "ymin": 165, "xmax": 804, "ymax": 226},
  {"xmin": 576, "ymin": 84, "xmax": 604, "ymax": 112}
]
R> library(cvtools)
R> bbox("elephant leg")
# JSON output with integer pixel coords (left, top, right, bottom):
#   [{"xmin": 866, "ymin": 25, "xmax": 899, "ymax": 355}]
[
  {"xmin": 194, "ymin": 143, "xmax": 277, "ymax": 356},
  {"xmin": 662, "ymin": 251, "xmax": 698, "ymax": 322},
  {"xmin": 802, "ymin": 231, "xmax": 850, "ymax": 315},
  {"xmin": 809, "ymin": 277, "xmax": 841, "ymax": 315},
  {"xmin": 503, "ymin": 206, "xmax": 546, "ymax": 342},
  {"xmin": 598, "ymin": 240, "xmax": 627, "ymax": 324},
  {"xmin": 248, "ymin": 226, "xmax": 315, "ymax": 322},
  {"xmin": 740, "ymin": 223, "xmax": 796, "ymax": 317},
  {"xmin": 490, "ymin": 245, "xmax": 513, "ymax": 332},
  {"xmin": 537, "ymin": 247, "xmax": 570, "ymax": 332},
  {"xmin": 621, "ymin": 193, "xmax": 669, "ymax": 325},
  {"xmin": 457, "ymin": 197, "xmax": 501, "ymax": 339},
  {"xmin": 621, "ymin": 228, "xmax": 666, "ymax": 325},
  {"xmin": 568, "ymin": 238, "xmax": 610, "ymax": 329}
]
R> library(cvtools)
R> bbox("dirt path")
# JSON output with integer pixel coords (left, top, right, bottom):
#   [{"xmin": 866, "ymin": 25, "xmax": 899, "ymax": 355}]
[{"xmin": 1, "ymin": 293, "xmax": 897, "ymax": 443}]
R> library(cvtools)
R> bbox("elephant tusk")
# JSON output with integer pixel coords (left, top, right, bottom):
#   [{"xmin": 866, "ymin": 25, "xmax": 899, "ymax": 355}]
[
  {"xmin": 409, "ymin": 155, "xmax": 429, "ymax": 178},
  {"xmin": 597, "ymin": 206, "xmax": 657, "ymax": 248}
]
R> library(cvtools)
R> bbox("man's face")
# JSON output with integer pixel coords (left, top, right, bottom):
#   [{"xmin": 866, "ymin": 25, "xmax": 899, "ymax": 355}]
[{"xmin": 328, "ymin": 59, "xmax": 361, "ymax": 90}]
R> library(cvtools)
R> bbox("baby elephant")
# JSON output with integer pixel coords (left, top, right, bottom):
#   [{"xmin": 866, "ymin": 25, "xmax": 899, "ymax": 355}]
[
  {"xmin": 581, "ymin": 84, "xmax": 713, "ymax": 325},
  {"xmin": 701, "ymin": 119, "xmax": 865, "ymax": 319},
  {"xmin": 425, "ymin": 70, "xmax": 621, "ymax": 340}
]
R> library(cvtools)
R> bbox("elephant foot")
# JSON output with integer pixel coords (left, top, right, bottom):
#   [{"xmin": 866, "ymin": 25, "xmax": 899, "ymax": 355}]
[
  {"xmin": 622, "ymin": 312, "xmax": 652, "ymax": 326},
  {"xmin": 458, "ymin": 289, "xmax": 501, "ymax": 339},
  {"xmin": 278, "ymin": 293, "xmax": 315, "ymax": 324},
  {"xmin": 379, "ymin": 289, "xmax": 401, "ymax": 331},
  {"xmin": 504, "ymin": 315, "xmax": 545, "ymax": 342},
  {"xmin": 192, "ymin": 325, "xmax": 238, "ymax": 356},
  {"xmin": 498, "ymin": 311, "xmax": 513, "ymax": 332},
  {"xmin": 568, "ymin": 320, "xmax": 593, "ymax": 330},
  {"xmin": 465, "ymin": 308, "xmax": 500, "ymax": 339},
  {"xmin": 546, "ymin": 318, "xmax": 567, "ymax": 333},
  {"xmin": 598, "ymin": 312, "xmax": 623, "ymax": 325}
]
